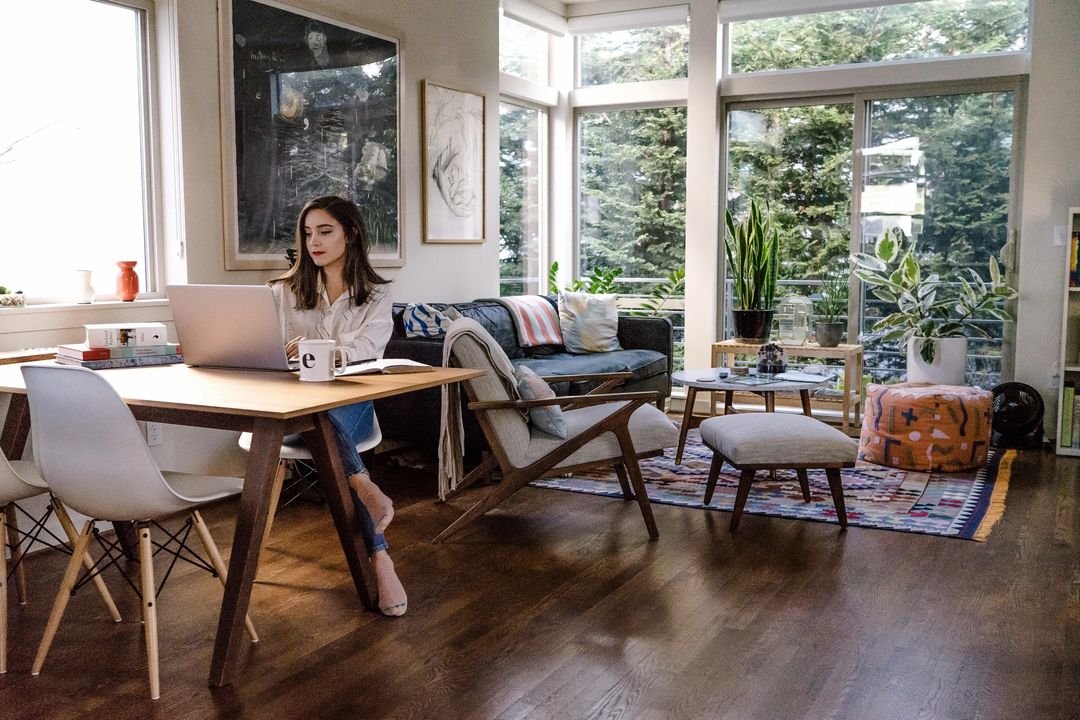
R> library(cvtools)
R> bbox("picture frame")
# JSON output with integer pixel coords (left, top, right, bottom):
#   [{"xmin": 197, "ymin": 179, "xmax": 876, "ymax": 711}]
[
  {"xmin": 421, "ymin": 80, "xmax": 486, "ymax": 244},
  {"xmin": 219, "ymin": 0, "xmax": 403, "ymax": 270}
]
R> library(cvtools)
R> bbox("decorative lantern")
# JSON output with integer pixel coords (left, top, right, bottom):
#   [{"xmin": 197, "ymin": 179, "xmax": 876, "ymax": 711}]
[{"xmin": 776, "ymin": 295, "xmax": 814, "ymax": 344}]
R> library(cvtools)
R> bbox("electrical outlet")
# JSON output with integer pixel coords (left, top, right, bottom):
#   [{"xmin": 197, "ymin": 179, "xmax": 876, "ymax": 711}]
[{"xmin": 145, "ymin": 422, "xmax": 163, "ymax": 447}]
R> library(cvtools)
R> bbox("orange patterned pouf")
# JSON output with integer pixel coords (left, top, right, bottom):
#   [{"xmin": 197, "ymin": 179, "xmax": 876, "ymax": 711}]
[{"xmin": 858, "ymin": 383, "xmax": 993, "ymax": 471}]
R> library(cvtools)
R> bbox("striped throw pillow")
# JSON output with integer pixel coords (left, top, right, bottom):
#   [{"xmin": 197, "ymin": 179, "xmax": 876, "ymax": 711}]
[
  {"xmin": 499, "ymin": 296, "xmax": 563, "ymax": 347},
  {"xmin": 403, "ymin": 303, "xmax": 451, "ymax": 338}
]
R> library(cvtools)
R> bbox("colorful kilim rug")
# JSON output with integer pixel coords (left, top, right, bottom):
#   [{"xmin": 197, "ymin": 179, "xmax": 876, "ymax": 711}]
[{"xmin": 531, "ymin": 430, "xmax": 1014, "ymax": 541}]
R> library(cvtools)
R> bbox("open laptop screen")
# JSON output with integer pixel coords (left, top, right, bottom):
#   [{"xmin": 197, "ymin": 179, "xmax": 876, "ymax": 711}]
[{"xmin": 166, "ymin": 284, "xmax": 296, "ymax": 371}]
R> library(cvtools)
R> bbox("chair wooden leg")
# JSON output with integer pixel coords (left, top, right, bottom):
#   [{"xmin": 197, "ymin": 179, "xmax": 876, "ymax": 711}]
[
  {"xmin": 796, "ymin": 470, "xmax": 811, "ymax": 502},
  {"xmin": 191, "ymin": 510, "xmax": 258, "ymax": 643},
  {"xmin": 613, "ymin": 463, "xmax": 635, "ymax": 500},
  {"xmin": 704, "ymin": 453, "xmax": 725, "ymax": 506},
  {"xmin": 259, "ymin": 461, "xmax": 288, "ymax": 557},
  {"xmin": 5, "ymin": 505, "xmax": 27, "ymax": 605},
  {"xmin": 730, "ymin": 468, "xmax": 756, "ymax": 532},
  {"xmin": 445, "ymin": 452, "xmax": 499, "ymax": 499},
  {"xmin": 32, "ymin": 520, "xmax": 95, "ymax": 676},
  {"xmin": 825, "ymin": 468, "xmax": 848, "ymax": 529},
  {"xmin": 433, "ymin": 469, "xmax": 536, "ymax": 543},
  {"xmin": 137, "ymin": 524, "xmax": 160, "ymax": 700},
  {"xmin": 1, "ymin": 508, "xmax": 8, "ymax": 674},
  {"xmin": 51, "ymin": 498, "xmax": 121, "ymax": 623},
  {"xmin": 675, "ymin": 387, "xmax": 696, "ymax": 465},
  {"xmin": 613, "ymin": 427, "xmax": 658, "ymax": 540}
]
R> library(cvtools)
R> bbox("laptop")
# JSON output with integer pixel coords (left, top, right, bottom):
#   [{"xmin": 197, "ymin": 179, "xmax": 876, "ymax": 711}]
[{"xmin": 166, "ymin": 284, "xmax": 297, "ymax": 371}]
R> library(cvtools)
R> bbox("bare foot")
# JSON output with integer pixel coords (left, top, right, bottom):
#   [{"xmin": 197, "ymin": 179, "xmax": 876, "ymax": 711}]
[
  {"xmin": 350, "ymin": 472, "xmax": 394, "ymax": 535},
  {"xmin": 371, "ymin": 550, "xmax": 407, "ymax": 617}
]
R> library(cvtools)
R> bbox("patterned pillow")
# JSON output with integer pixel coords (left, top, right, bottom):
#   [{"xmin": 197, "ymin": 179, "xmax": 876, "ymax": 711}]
[
  {"xmin": 558, "ymin": 291, "xmax": 622, "ymax": 354},
  {"xmin": 498, "ymin": 296, "xmax": 564, "ymax": 347},
  {"xmin": 403, "ymin": 303, "xmax": 451, "ymax": 338},
  {"xmin": 514, "ymin": 366, "xmax": 567, "ymax": 439}
]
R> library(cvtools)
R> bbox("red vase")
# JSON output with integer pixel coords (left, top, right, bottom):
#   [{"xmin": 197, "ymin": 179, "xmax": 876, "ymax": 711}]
[{"xmin": 116, "ymin": 261, "xmax": 139, "ymax": 302}]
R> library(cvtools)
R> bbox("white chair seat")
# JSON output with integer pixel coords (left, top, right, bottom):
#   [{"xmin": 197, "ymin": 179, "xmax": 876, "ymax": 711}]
[{"xmin": 161, "ymin": 472, "xmax": 245, "ymax": 505}]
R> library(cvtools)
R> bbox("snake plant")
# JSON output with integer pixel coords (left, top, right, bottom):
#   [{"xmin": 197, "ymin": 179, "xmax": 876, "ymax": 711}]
[{"xmin": 724, "ymin": 198, "xmax": 780, "ymax": 311}]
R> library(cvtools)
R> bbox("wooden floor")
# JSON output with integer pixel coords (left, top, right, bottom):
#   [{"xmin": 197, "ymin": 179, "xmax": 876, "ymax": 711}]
[{"xmin": 1, "ymin": 448, "xmax": 1078, "ymax": 720}]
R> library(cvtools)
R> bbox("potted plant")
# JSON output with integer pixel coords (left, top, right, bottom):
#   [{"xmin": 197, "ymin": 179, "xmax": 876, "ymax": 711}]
[
  {"xmin": 851, "ymin": 227, "xmax": 1018, "ymax": 385},
  {"xmin": 0, "ymin": 285, "xmax": 25, "ymax": 308},
  {"xmin": 813, "ymin": 265, "xmax": 848, "ymax": 348},
  {"xmin": 725, "ymin": 199, "xmax": 780, "ymax": 342}
]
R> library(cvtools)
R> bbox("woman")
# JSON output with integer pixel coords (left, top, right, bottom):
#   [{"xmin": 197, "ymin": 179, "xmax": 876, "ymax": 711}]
[{"xmin": 269, "ymin": 195, "xmax": 406, "ymax": 616}]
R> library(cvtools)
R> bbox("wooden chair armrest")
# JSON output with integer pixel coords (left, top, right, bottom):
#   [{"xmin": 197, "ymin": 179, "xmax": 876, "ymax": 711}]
[
  {"xmin": 468, "ymin": 391, "xmax": 656, "ymax": 412},
  {"xmin": 537, "ymin": 371, "xmax": 633, "ymax": 384}
]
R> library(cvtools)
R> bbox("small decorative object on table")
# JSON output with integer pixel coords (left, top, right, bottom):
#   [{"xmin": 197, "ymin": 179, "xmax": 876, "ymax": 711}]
[
  {"xmin": 756, "ymin": 342, "xmax": 787, "ymax": 375},
  {"xmin": 74, "ymin": 269, "xmax": 95, "ymax": 304},
  {"xmin": 116, "ymin": 261, "xmax": 139, "ymax": 302},
  {"xmin": 0, "ymin": 285, "xmax": 25, "ymax": 307}
]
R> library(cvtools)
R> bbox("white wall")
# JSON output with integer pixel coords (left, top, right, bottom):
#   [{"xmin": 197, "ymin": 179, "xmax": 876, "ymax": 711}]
[
  {"xmin": 1014, "ymin": 0, "xmax": 1080, "ymax": 433},
  {"xmin": 173, "ymin": 0, "xmax": 502, "ymax": 301}
]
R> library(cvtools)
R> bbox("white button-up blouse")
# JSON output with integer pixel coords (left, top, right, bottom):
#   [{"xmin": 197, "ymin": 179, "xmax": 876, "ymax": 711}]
[{"xmin": 271, "ymin": 280, "xmax": 393, "ymax": 363}]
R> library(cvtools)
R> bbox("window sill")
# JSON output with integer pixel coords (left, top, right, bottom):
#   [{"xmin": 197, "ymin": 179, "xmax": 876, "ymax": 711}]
[
  {"xmin": 2, "ymin": 298, "xmax": 169, "ymax": 316},
  {"xmin": 0, "ymin": 298, "xmax": 174, "ymax": 352}
]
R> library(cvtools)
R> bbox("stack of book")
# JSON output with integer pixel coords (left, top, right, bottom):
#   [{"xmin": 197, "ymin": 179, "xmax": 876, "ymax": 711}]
[{"xmin": 55, "ymin": 322, "xmax": 183, "ymax": 370}]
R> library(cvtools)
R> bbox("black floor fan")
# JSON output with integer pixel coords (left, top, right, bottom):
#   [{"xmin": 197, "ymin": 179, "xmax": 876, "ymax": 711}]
[{"xmin": 990, "ymin": 382, "xmax": 1045, "ymax": 449}]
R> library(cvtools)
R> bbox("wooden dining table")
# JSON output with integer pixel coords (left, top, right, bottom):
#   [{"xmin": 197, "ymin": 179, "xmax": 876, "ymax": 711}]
[{"xmin": 0, "ymin": 361, "xmax": 482, "ymax": 687}]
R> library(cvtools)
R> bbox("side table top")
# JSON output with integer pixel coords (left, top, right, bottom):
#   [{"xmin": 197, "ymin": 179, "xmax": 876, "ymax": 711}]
[
  {"xmin": 712, "ymin": 339, "xmax": 862, "ymax": 355},
  {"xmin": 673, "ymin": 368, "xmax": 829, "ymax": 392}
]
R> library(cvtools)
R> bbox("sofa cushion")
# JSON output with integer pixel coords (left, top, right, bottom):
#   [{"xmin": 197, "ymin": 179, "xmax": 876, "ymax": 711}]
[
  {"xmin": 393, "ymin": 301, "xmax": 523, "ymax": 359},
  {"xmin": 558, "ymin": 291, "xmax": 622, "ymax": 353},
  {"xmin": 513, "ymin": 349, "xmax": 667, "ymax": 385}
]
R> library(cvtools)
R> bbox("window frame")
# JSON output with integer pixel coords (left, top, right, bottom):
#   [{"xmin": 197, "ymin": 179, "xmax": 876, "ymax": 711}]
[{"xmin": 498, "ymin": 98, "xmax": 550, "ymax": 296}]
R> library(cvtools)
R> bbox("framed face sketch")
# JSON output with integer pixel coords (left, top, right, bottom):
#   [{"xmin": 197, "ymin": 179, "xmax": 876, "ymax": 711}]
[
  {"xmin": 220, "ymin": 0, "xmax": 402, "ymax": 269},
  {"xmin": 421, "ymin": 80, "xmax": 486, "ymax": 244}
]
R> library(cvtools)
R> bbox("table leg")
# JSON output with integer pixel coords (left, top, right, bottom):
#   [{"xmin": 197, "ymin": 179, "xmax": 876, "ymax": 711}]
[
  {"xmin": 842, "ymin": 356, "xmax": 852, "ymax": 434},
  {"xmin": 855, "ymin": 350, "xmax": 864, "ymax": 432},
  {"xmin": 303, "ymin": 412, "xmax": 377, "ymax": 609},
  {"xmin": 675, "ymin": 387, "xmax": 697, "ymax": 465},
  {"xmin": 724, "ymin": 390, "xmax": 734, "ymax": 415},
  {"xmin": 800, "ymin": 390, "xmax": 813, "ymax": 417},
  {"xmin": 765, "ymin": 392, "xmax": 775, "ymax": 413},
  {"xmin": 0, "ymin": 394, "xmax": 30, "ymax": 461},
  {"xmin": 208, "ymin": 418, "xmax": 283, "ymax": 688}
]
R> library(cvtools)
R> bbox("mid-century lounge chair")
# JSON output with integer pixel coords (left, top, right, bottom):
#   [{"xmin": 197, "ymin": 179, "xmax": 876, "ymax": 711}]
[{"xmin": 434, "ymin": 318, "xmax": 677, "ymax": 543}]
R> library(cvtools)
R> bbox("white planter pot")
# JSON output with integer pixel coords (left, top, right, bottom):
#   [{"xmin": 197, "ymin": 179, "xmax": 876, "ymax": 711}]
[{"xmin": 907, "ymin": 336, "xmax": 967, "ymax": 385}]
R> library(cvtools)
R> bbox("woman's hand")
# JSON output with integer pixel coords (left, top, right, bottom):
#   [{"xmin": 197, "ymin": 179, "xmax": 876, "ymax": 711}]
[{"xmin": 285, "ymin": 336, "xmax": 305, "ymax": 360}]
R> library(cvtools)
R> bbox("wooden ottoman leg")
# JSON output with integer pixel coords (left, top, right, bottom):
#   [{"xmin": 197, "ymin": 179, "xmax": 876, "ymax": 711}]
[
  {"xmin": 796, "ymin": 469, "xmax": 811, "ymax": 501},
  {"xmin": 825, "ymin": 468, "xmax": 848, "ymax": 529},
  {"xmin": 704, "ymin": 453, "xmax": 725, "ymax": 506},
  {"xmin": 730, "ymin": 468, "xmax": 756, "ymax": 532}
]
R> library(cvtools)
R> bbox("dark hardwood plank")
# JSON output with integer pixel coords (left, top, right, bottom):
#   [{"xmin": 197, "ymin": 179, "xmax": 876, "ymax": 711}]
[{"xmin": 0, "ymin": 448, "xmax": 1077, "ymax": 719}]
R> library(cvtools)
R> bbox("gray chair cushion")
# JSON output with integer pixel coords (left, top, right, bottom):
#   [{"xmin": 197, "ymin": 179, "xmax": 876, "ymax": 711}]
[
  {"xmin": 520, "ymin": 402, "xmax": 677, "ymax": 470},
  {"xmin": 699, "ymin": 413, "xmax": 857, "ymax": 467}
]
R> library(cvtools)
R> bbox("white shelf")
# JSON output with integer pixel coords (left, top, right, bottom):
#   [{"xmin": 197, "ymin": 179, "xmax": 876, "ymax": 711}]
[{"xmin": 1055, "ymin": 206, "xmax": 1080, "ymax": 454}]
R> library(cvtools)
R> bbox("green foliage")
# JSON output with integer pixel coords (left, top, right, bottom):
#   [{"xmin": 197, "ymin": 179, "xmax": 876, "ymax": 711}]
[
  {"xmin": 724, "ymin": 199, "xmax": 780, "ymax": 311},
  {"xmin": 814, "ymin": 264, "xmax": 849, "ymax": 324},
  {"xmin": 851, "ymin": 228, "xmax": 1018, "ymax": 363},
  {"xmin": 546, "ymin": 261, "xmax": 625, "ymax": 295},
  {"xmin": 631, "ymin": 268, "xmax": 686, "ymax": 318},
  {"xmin": 547, "ymin": 261, "xmax": 561, "ymax": 295}
]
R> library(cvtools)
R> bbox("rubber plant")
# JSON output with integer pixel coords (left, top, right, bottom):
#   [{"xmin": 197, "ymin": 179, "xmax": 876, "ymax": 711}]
[{"xmin": 850, "ymin": 227, "xmax": 1018, "ymax": 364}]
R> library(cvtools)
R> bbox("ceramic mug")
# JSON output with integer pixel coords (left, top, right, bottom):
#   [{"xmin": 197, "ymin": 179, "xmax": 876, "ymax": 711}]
[{"xmin": 298, "ymin": 339, "xmax": 346, "ymax": 382}]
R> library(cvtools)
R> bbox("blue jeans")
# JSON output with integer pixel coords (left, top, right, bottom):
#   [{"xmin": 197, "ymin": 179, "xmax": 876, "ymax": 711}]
[{"xmin": 284, "ymin": 400, "xmax": 386, "ymax": 553}]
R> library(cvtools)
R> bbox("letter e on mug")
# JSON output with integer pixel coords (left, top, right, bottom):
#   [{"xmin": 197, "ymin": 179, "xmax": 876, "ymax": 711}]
[{"xmin": 298, "ymin": 339, "xmax": 346, "ymax": 382}]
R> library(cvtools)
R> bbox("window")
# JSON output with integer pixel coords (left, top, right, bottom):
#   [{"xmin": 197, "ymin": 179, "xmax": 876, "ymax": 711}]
[
  {"xmin": 730, "ymin": 0, "xmax": 1029, "ymax": 74},
  {"xmin": 723, "ymin": 88, "xmax": 1017, "ymax": 387},
  {"xmin": 578, "ymin": 107, "xmax": 687, "ymax": 363},
  {"xmin": 859, "ymin": 90, "xmax": 1016, "ymax": 387},
  {"xmin": 578, "ymin": 24, "xmax": 689, "ymax": 86},
  {"xmin": 499, "ymin": 102, "xmax": 546, "ymax": 296},
  {"xmin": 0, "ymin": 0, "xmax": 156, "ymax": 302},
  {"xmin": 500, "ymin": 13, "xmax": 549, "ymax": 85}
]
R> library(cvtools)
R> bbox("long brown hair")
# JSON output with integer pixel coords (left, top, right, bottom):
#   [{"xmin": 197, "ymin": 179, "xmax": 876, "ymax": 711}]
[{"xmin": 270, "ymin": 196, "xmax": 389, "ymax": 310}]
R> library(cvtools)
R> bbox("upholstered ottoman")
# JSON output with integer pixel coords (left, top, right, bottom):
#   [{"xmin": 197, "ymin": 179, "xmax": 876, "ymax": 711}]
[
  {"xmin": 699, "ymin": 414, "xmax": 858, "ymax": 531},
  {"xmin": 858, "ymin": 383, "xmax": 992, "ymax": 471}
]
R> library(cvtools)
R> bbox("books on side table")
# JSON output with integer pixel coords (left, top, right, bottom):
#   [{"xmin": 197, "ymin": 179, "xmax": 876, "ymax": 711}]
[{"xmin": 55, "ymin": 322, "xmax": 182, "ymax": 370}]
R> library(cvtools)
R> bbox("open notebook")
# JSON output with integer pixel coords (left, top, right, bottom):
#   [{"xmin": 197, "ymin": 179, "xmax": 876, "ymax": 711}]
[{"xmin": 340, "ymin": 358, "xmax": 433, "ymax": 376}]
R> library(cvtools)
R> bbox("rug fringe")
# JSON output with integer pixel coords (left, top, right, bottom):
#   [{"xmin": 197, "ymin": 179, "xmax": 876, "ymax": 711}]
[{"xmin": 972, "ymin": 449, "xmax": 1014, "ymax": 542}]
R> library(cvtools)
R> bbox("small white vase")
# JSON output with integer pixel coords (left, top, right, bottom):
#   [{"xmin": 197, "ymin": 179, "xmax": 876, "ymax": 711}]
[
  {"xmin": 74, "ymin": 270, "xmax": 95, "ymax": 304},
  {"xmin": 907, "ymin": 336, "xmax": 967, "ymax": 385}
]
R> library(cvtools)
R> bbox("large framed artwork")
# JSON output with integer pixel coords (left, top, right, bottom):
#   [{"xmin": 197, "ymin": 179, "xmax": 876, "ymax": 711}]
[
  {"xmin": 421, "ymin": 80, "xmax": 486, "ymax": 244},
  {"xmin": 220, "ymin": 0, "xmax": 402, "ymax": 270}
]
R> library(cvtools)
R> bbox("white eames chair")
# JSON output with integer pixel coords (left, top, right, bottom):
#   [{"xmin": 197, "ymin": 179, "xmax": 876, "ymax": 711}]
[
  {"xmin": 1, "ymin": 448, "xmax": 121, "ymax": 674},
  {"xmin": 20, "ymin": 363, "xmax": 257, "ymax": 700},
  {"xmin": 238, "ymin": 414, "xmax": 381, "ymax": 551}
]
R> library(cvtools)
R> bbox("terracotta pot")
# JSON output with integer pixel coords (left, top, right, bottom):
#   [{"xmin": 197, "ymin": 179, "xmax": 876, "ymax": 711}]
[
  {"xmin": 116, "ymin": 261, "xmax": 139, "ymax": 302},
  {"xmin": 731, "ymin": 309, "xmax": 773, "ymax": 343}
]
